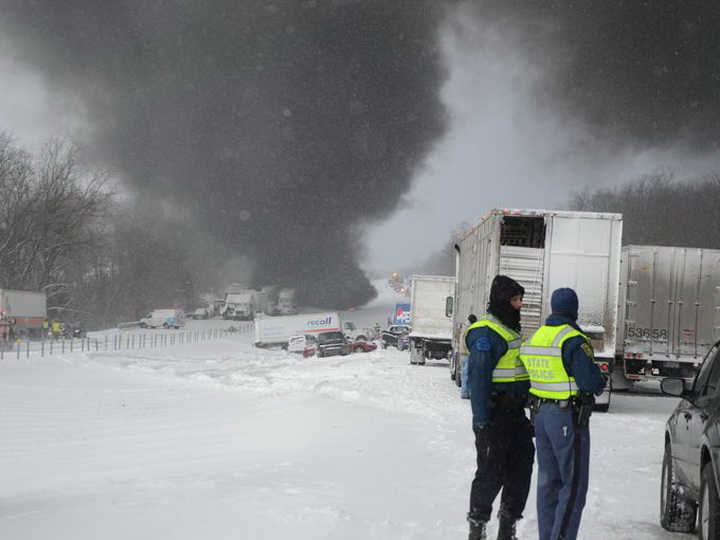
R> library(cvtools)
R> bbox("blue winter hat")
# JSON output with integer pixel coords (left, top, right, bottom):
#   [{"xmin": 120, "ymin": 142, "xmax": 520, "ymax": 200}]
[{"xmin": 551, "ymin": 288, "xmax": 579, "ymax": 318}]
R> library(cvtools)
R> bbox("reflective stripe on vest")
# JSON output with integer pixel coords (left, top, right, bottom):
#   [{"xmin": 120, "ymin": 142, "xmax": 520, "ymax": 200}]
[
  {"xmin": 520, "ymin": 324, "xmax": 588, "ymax": 399},
  {"xmin": 466, "ymin": 314, "xmax": 527, "ymax": 382}
]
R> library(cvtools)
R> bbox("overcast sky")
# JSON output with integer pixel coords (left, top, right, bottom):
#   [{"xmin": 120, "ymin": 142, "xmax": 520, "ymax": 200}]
[
  {"xmin": 1, "ymin": 3, "xmax": 719, "ymax": 282},
  {"xmin": 363, "ymin": 5, "xmax": 720, "ymax": 272}
]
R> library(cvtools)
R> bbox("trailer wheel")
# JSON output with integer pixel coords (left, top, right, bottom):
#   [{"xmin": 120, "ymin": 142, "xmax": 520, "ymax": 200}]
[{"xmin": 661, "ymin": 443, "xmax": 697, "ymax": 532}]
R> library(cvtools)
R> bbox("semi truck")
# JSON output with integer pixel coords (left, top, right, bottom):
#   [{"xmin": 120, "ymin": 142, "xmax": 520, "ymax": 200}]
[
  {"xmin": 408, "ymin": 275, "xmax": 455, "ymax": 365},
  {"xmin": 254, "ymin": 312, "xmax": 366, "ymax": 348},
  {"xmin": 616, "ymin": 245, "xmax": 720, "ymax": 383},
  {"xmin": 452, "ymin": 208, "xmax": 623, "ymax": 410},
  {"xmin": 221, "ymin": 289, "xmax": 267, "ymax": 320},
  {"xmin": 0, "ymin": 289, "xmax": 46, "ymax": 340},
  {"xmin": 276, "ymin": 288, "xmax": 297, "ymax": 315}
]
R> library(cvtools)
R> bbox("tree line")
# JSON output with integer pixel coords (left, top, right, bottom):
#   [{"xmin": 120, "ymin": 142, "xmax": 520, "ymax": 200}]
[
  {"xmin": 0, "ymin": 133, "xmax": 209, "ymax": 329},
  {"xmin": 569, "ymin": 170, "xmax": 720, "ymax": 249}
]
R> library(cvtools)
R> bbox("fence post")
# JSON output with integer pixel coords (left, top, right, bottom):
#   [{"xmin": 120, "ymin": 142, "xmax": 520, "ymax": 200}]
[
  {"xmin": 41, "ymin": 340, "xmax": 44, "ymax": 358},
  {"xmin": 26, "ymin": 340, "xmax": 29, "ymax": 358},
  {"xmin": 62, "ymin": 339, "xmax": 65, "ymax": 354}
]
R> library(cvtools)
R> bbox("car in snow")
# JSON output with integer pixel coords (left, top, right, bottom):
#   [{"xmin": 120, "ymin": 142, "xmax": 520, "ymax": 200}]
[
  {"xmin": 192, "ymin": 308, "xmax": 210, "ymax": 320},
  {"xmin": 315, "ymin": 331, "xmax": 349, "ymax": 358},
  {"xmin": 348, "ymin": 339, "xmax": 377, "ymax": 354},
  {"xmin": 380, "ymin": 325, "xmax": 411, "ymax": 351},
  {"xmin": 287, "ymin": 334, "xmax": 317, "ymax": 357},
  {"xmin": 660, "ymin": 337, "xmax": 720, "ymax": 538}
]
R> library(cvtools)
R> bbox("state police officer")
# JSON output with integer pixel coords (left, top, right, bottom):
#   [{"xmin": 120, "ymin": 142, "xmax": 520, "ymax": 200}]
[
  {"xmin": 520, "ymin": 288, "xmax": 605, "ymax": 540},
  {"xmin": 466, "ymin": 275, "xmax": 535, "ymax": 540}
]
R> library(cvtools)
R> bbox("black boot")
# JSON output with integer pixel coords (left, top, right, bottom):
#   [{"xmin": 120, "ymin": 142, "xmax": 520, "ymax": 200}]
[
  {"xmin": 468, "ymin": 517, "xmax": 487, "ymax": 540},
  {"xmin": 496, "ymin": 517, "xmax": 518, "ymax": 540}
]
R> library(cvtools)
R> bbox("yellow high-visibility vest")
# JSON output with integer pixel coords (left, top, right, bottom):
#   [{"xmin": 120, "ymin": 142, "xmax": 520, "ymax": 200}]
[
  {"xmin": 466, "ymin": 315, "xmax": 527, "ymax": 382},
  {"xmin": 520, "ymin": 324, "xmax": 590, "ymax": 399}
]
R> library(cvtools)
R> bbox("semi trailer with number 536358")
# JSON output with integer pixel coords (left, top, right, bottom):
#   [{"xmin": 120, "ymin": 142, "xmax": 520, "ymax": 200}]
[{"xmin": 615, "ymin": 244, "xmax": 720, "ymax": 384}]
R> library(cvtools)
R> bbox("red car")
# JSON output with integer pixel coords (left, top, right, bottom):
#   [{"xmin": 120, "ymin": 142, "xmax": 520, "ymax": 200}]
[{"xmin": 348, "ymin": 340, "xmax": 377, "ymax": 353}]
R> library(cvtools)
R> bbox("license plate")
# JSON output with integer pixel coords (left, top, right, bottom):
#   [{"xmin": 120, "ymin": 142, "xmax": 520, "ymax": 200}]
[{"xmin": 664, "ymin": 361, "xmax": 679, "ymax": 368}]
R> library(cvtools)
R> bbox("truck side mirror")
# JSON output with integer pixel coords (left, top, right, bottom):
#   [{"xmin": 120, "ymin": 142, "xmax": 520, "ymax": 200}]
[{"xmin": 445, "ymin": 296, "xmax": 454, "ymax": 318}]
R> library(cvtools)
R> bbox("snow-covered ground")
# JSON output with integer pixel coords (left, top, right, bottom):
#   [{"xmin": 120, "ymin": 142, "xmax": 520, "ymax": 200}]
[{"xmin": 0, "ymin": 284, "xmax": 696, "ymax": 539}]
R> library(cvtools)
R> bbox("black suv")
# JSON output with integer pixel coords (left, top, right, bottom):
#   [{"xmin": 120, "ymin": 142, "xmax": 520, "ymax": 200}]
[
  {"xmin": 316, "ymin": 331, "xmax": 349, "ymax": 358},
  {"xmin": 661, "ymin": 338, "xmax": 720, "ymax": 538},
  {"xmin": 380, "ymin": 325, "xmax": 411, "ymax": 351}
]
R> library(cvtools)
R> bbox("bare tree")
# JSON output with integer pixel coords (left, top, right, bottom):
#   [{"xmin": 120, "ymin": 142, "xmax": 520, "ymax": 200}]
[
  {"xmin": 0, "ymin": 134, "xmax": 110, "ymax": 319},
  {"xmin": 569, "ymin": 170, "xmax": 720, "ymax": 249}
]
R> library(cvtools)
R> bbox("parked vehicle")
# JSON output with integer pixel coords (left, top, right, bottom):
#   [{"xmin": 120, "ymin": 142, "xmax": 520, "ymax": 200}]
[
  {"xmin": 341, "ymin": 321, "xmax": 368, "ymax": 342},
  {"xmin": 381, "ymin": 325, "xmax": 411, "ymax": 351},
  {"xmin": 316, "ymin": 331, "xmax": 349, "ymax": 358},
  {"xmin": 140, "ymin": 309, "xmax": 186, "ymax": 329},
  {"xmin": 71, "ymin": 323, "xmax": 86, "ymax": 338},
  {"xmin": 407, "ymin": 275, "xmax": 455, "ymax": 365},
  {"xmin": 348, "ymin": 339, "xmax": 377, "ymax": 353},
  {"xmin": 452, "ymin": 208, "xmax": 623, "ymax": 410},
  {"xmin": 287, "ymin": 334, "xmax": 317, "ymax": 357},
  {"xmin": 192, "ymin": 307, "xmax": 210, "ymax": 320},
  {"xmin": 617, "ymin": 245, "xmax": 720, "ymax": 385},
  {"xmin": 276, "ymin": 288, "xmax": 297, "ymax": 315},
  {"xmin": 0, "ymin": 289, "xmax": 46, "ymax": 340},
  {"xmin": 254, "ymin": 312, "xmax": 362, "ymax": 348},
  {"xmin": 660, "ymin": 338, "xmax": 720, "ymax": 537}
]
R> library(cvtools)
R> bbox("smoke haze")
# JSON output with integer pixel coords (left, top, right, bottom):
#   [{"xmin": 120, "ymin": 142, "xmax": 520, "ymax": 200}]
[
  {"xmin": 1, "ymin": 1, "xmax": 719, "ymax": 301},
  {"xmin": 0, "ymin": 0, "xmax": 453, "ymax": 307}
]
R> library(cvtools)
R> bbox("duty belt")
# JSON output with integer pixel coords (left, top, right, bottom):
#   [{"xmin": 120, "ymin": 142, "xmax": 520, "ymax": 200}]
[{"xmin": 533, "ymin": 397, "xmax": 573, "ymax": 409}]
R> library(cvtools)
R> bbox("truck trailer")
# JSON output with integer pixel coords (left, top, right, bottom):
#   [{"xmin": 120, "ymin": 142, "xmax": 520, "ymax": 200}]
[
  {"xmin": 254, "ymin": 312, "xmax": 366, "ymax": 348},
  {"xmin": 452, "ymin": 208, "xmax": 623, "ymax": 410},
  {"xmin": 408, "ymin": 275, "xmax": 455, "ymax": 365},
  {"xmin": 616, "ymin": 245, "xmax": 720, "ymax": 383},
  {"xmin": 0, "ymin": 289, "xmax": 47, "ymax": 340}
]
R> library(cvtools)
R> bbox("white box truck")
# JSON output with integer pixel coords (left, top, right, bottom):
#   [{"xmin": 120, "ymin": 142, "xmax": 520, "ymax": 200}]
[
  {"xmin": 0, "ymin": 289, "xmax": 46, "ymax": 339},
  {"xmin": 276, "ymin": 288, "xmax": 297, "ymax": 315},
  {"xmin": 452, "ymin": 208, "xmax": 623, "ymax": 410},
  {"xmin": 139, "ymin": 309, "xmax": 186, "ymax": 329},
  {"xmin": 254, "ymin": 312, "xmax": 366, "ymax": 347},
  {"xmin": 408, "ymin": 275, "xmax": 455, "ymax": 365},
  {"xmin": 222, "ymin": 289, "xmax": 257, "ymax": 320},
  {"xmin": 616, "ymin": 245, "xmax": 720, "ymax": 383}
]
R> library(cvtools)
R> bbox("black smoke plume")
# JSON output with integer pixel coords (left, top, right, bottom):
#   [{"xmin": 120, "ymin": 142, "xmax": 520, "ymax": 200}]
[
  {"xmin": 0, "ymin": 1, "xmax": 453, "ymax": 308},
  {"xmin": 466, "ymin": 1, "xmax": 720, "ymax": 153}
]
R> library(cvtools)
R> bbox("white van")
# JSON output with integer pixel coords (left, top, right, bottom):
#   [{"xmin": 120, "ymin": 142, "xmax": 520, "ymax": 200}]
[{"xmin": 140, "ymin": 309, "xmax": 186, "ymax": 329}]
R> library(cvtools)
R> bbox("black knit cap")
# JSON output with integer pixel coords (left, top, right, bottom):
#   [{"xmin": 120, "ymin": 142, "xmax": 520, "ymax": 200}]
[{"xmin": 487, "ymin": 275, "xmax": 524, "ymax": 331}]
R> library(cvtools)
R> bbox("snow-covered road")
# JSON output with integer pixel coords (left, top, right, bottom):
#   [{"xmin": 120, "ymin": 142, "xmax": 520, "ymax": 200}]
[{"xmin": 0, "ymin": 294, "xmax": 697, "ymax": 539}]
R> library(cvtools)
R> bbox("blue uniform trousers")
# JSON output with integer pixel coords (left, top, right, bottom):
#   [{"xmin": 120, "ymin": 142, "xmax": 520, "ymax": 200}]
[
  {"xmin": 460, "ymin": 355, "xmax": 470, "ymax": 398},
  {"xmin": 534, "ymin": 403, "xmax": 590, "ymax": 540}
]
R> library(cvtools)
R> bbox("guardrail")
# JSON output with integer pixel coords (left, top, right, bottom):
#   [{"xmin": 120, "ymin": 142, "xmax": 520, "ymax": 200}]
[{"xmin": 0, "ymin": 322, "xmax": 254, "ymax": 359}]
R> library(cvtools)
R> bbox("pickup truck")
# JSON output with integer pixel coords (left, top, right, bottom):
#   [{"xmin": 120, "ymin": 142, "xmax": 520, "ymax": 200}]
[{"xmin": 380, "ymin": 325, "xmax": 411, "ymax": 351}]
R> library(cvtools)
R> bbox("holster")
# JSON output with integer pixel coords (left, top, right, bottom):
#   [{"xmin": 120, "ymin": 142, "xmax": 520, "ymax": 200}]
[{"xmin": 572, "ymin": 394, "xmax": 594, "ymax": 428}]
